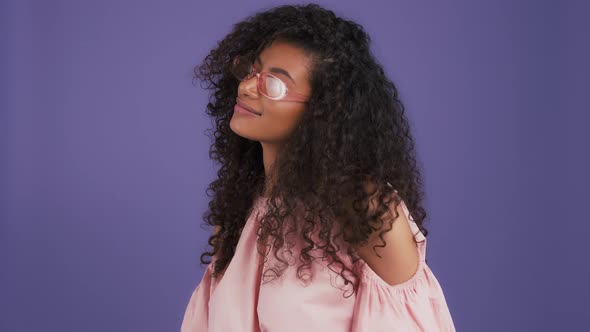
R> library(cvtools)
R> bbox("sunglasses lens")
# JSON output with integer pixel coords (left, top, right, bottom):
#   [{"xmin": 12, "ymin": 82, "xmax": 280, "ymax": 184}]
[
  {"xmin": 231, "ymin": 55, "xmax": 254, "ymax": 80},
  {"xmin": 231, "ymin": 55, "xmax": 287, "ymax": 100},
  {"xmin": 260, "ymin": 75, "xmax": 286, "ymax": 99}
]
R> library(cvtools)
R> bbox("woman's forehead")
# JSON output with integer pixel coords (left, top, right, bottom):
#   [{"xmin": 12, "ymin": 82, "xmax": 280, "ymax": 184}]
[{"xmin": 257, "ymin": 41, "xmax": 313, "ymax": 86}]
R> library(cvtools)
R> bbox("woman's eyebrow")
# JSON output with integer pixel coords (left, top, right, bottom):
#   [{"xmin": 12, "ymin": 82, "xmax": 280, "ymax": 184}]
[{"xmin": 255, "ymin": 54, "xmax": 295, "ymax": 83}]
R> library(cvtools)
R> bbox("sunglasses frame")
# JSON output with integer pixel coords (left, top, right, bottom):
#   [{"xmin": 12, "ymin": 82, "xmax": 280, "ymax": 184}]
[{"xmin": 231, "ymin": 54, "xmax": 310, "ymax": 103}]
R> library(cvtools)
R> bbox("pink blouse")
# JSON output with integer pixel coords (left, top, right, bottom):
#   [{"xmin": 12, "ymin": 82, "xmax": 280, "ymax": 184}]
[{"xmin": 181, "ymin": 196, "xmax": 456, "ymax": 331}]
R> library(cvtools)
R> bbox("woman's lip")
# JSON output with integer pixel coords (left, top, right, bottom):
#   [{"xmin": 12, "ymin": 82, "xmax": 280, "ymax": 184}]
[
  {"xmin": 236, "ymin": 101, "xmax": 261, "ymax": 115},
  {"xmin": 234, "ymin": 104, "xmax": 261, "ymax": 116}
]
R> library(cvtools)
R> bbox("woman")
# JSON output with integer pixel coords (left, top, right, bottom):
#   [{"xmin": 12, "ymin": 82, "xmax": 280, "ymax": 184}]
[{"xmin": 181, "ymin": 4, "xmax": 455, "ymax": 331}]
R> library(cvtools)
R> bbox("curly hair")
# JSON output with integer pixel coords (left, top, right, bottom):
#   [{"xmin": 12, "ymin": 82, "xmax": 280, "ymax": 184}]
[{"xmin": 193, "ymin": 3, "xmax": 429, "ymax": 298}]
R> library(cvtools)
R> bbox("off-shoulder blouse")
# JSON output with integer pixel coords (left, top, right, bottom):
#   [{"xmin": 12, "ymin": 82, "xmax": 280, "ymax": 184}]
[{"xmin": 181, "ymin": 196, "xmax": 456, "ymax": 331}]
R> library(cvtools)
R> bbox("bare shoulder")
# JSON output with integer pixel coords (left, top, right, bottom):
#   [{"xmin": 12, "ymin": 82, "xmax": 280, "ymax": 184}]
[{"xmin": 354, "ymin": 187, "xmax": 420, "ymax": 286}]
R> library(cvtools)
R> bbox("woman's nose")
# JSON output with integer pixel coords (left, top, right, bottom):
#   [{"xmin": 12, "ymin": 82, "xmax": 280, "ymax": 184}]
[{"xmin": 238, "ymin": 74, "xmax": 259, "ymax": 98}]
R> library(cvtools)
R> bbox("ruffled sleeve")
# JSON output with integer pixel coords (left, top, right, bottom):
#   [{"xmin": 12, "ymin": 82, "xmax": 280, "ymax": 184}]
[
  {"xmin": 180, "ymin": 262, "xmax": 217, "ymax": 332},
  {"xmin": 350, "ymin": 201, "xmax": 456, "ymax": 332}
]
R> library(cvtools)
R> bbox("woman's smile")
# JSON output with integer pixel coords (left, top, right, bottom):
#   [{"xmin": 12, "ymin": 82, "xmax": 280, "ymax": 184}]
[{"xmin": 234, "ymin": 103, "xmax": 262, "ymax": 116}]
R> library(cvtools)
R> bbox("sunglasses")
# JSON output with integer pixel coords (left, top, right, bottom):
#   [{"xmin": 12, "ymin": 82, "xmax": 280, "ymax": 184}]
[{"xmin": 230, "ymin": 54, "xmax": 309, "ymax": 103}]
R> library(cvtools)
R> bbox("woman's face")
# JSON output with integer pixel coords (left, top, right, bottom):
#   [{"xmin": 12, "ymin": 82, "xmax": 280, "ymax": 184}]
[{"xmin": 230, "ymin": 40, "xmax": 313, "ymax": 143}]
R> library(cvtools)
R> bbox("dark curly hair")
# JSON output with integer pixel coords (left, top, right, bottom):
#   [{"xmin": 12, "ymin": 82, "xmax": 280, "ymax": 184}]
[{"xmin": 193, "ymin": 3, "xmax": 429, "ymax": 298}]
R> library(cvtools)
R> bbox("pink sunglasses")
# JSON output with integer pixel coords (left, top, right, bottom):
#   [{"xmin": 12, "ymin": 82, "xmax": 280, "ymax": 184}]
[{"xmin": 230, "ymin": 54, "xmax": 310, "ymax": 103}]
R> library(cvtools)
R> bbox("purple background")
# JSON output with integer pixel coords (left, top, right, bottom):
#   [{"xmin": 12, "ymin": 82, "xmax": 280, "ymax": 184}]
[{"xmin": 1, "ymin": 0, "xmax": 588, "ymax": 331}]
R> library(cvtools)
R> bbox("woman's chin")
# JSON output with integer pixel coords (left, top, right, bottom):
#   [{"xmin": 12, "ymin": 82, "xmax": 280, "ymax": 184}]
[{"xmin": 229, "ymin": 119, "xmax": 260, "ymax": 141}]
